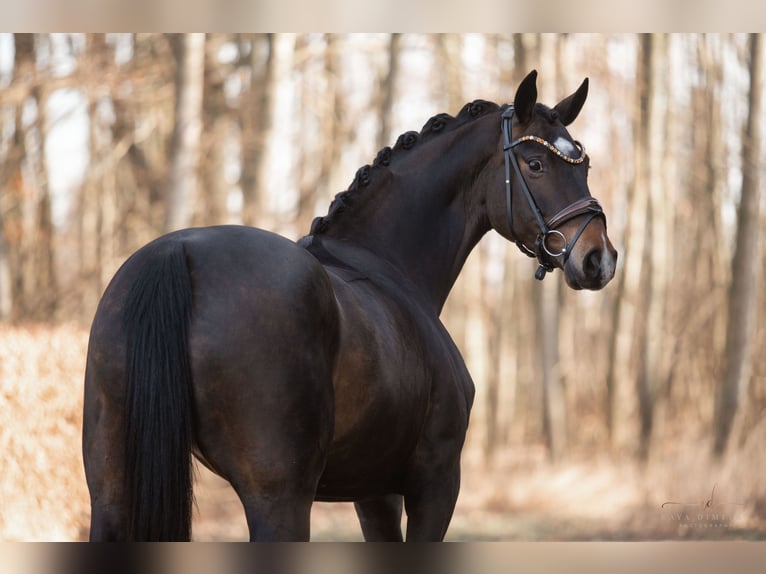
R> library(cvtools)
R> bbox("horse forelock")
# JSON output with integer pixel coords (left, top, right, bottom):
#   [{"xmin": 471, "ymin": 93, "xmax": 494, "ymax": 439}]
[
  {"xmin": 309, "ymin": 100, "xmax": 502, "ymax": 237},
  {"xmin": 535, "ymin": 103, "xmax": 559, "ymax": 124}
]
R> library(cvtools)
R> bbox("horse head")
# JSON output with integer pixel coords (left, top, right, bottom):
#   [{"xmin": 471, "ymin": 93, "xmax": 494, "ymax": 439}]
[{"xmin": 488, "ymin": 70, "xmax": 617, "ymax": 290}]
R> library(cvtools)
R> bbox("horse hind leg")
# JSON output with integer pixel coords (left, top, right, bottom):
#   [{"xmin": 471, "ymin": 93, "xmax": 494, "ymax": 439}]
[
  {"xmin": 192, "ymin": 364, "xmax": 334, "ymax": 541},
  {"xmin": 88, "ymin": 493, "xmax": 128, "ymax": 541},
  {"xmin": 237, "ymin": 488, "xmax": 316, "ymax": 541},
  {"xmin": 86, "ymin": 471, "xmax": 129, "ymax": 541},
  {"xmin": 354, "ymin": 494, "xmax": 404, "ymax": 541},
  {"xmin": 83, "ymin": 369, "xmax": 130, "ymax": 540},
  {"xmin": 215, "ymin": 436, "xmax": 328, "ymax": 541}
]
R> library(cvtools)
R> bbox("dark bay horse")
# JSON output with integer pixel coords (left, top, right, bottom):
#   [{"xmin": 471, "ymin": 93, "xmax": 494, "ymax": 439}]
[{"xmin": 82, "ymin": 70, "xmax": 617, "ymax": 541}]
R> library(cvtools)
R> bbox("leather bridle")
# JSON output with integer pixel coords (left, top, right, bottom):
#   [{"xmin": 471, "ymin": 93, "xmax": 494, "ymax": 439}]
[{"xmin": 502, "ymin": 105, "xmax": 605, "ymax": 280}]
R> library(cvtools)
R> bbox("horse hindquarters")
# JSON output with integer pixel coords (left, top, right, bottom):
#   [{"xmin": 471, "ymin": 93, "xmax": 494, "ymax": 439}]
[
  {"xmin": 83, "ymin": 239, "xmax": 195, "ymax": 541},
  {"xmin": 181, "ymin": 226, "xmax": 339, "ymax": 540},
  {"xmin": 84, "ymin": 226, "xmax": 340, "ymax": 540}
]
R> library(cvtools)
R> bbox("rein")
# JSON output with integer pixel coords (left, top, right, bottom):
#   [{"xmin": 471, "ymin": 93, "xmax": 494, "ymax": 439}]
[{"xmin": 501, "ymin": 105, "xmax": 604, "ymax": 280}]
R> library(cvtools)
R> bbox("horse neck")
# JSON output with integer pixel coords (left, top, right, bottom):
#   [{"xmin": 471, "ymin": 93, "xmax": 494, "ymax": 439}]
[{"xmin": 318, "ymin": 113, "xmax": 500, "ymax": 313}]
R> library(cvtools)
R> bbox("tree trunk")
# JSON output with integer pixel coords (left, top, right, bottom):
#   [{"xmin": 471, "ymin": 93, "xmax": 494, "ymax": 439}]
[
  {"xmin": 1, "ymin": 34, "xmax": 33, "ymax": 322},
  {"xmin": 671, "ymin": 36, "xmax": 728, "ymax": 420},
  {"xmin": 77, "ymin": 34, "xmax": 110, "ymax": 319},
  {"xmin": 111, "ymin": 34, "xmax": 173, "ymax": 245},
  {"xmin": 240, "ymin": 34, "xmax": 276, "ymax": 228},
  {"xmin": 164, "ymin": 33, "xmax": 206, "ymax": 233},
  {"xmin": 315, "ymin": 35, "xmax": 346, "ymax": 223},
  {"xmin": 0, "ymin": 34, "xmax": 58, "ymax": 322},
  {"xmin": 713, "ymin": 33, "xmax": 763, "ymax": 458},
  {"xmin": 626, "ymin": 35, "xmax": 662, "ymax": 461},
  {"xmin": 605, "ymin": 35, "xmax": 653, "ymax": 455},
  {"xmin": 27, "ymin": 87, "xmax": 57, "ymax": 322},
  {"xmin": 377, "ymin": 34, "xmax": 401, "ymax": 150},
  {"xmin": 537, "ymin": 34, "xmax": 567, "ymax": 462},
  {"xmin": 292, "ymin": 35, "xmax": 319, "ymax": 236},
  {"xmin": 536, "ymin": 272, "xmax": 565, "ymax": 461},
  {"xmin": 635, "ymin": 33, "xmax": 670, "ymax": 461},
  {"xmin": 195, "ymin": 33, "xmax": 233, "ymax": 227}
]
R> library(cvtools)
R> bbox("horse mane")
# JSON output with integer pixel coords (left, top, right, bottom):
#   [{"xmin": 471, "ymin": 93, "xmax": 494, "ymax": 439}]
[{"xmin": 309, "ymin": 99, "xmax": 502, "ymax": 236}]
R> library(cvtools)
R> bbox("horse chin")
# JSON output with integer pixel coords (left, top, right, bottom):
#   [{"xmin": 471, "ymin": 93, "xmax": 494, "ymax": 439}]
[{"xmin": 562, "ymin": 270, "xmax": 586, "ymax": 291}]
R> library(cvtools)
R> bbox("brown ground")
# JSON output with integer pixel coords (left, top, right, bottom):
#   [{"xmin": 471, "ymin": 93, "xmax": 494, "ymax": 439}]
[{"xmin": 2, "ymin": 325, "xmax": 764, "ymax": 541}]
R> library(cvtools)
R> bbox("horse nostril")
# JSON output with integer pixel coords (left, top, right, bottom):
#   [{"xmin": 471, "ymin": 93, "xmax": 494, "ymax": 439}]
[{"xmin": 583, "ymin": 248, "xmax": 602, "ymax": 280}]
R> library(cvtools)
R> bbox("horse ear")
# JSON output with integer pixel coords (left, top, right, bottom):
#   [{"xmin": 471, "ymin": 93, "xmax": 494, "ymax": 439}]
[
  {"xmin": 514, "ymin": 70, "xmax": 538, "ymax": 124},
  {"xmin": 554, "ymin": 77, "xmax": 589, "ymax": 126}
]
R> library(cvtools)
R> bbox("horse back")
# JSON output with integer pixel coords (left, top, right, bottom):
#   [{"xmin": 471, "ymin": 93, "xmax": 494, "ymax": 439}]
[{"xmin": 90, "ymin": 225, "xmax": 339, "ymax": 366}]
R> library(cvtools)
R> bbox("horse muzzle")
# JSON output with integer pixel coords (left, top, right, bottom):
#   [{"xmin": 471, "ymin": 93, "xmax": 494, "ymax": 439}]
[{"xmin": 563, "ymin": 232, "xmax": 617, "ymax": 290}]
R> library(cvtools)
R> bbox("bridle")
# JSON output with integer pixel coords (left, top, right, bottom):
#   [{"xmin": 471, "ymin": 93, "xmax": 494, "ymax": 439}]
[{"xmin": 502, "ymin": 105, "xmax": 605, "ymax": 280}]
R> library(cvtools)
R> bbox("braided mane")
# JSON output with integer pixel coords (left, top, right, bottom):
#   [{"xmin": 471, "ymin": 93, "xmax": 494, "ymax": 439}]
[{"xmin": 309, "ymin": 100, "xmax": 501, "ymax": 235}]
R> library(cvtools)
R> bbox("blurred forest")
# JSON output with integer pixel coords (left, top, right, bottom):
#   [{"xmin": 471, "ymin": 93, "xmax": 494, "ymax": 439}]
[{"xmin": 1, "ymin": 33, "xmax": 766, "ymax": 539}]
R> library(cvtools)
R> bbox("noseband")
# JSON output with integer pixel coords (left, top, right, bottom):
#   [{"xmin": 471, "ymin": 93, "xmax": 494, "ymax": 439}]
[{"xmin": 502, "ymin": 105, "xmax": 605, "ymax": 280}]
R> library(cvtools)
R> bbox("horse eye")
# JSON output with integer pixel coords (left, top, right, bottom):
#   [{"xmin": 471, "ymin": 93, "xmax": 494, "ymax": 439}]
[{"xmin": 528, "ymin": 159, "xmax": 543, "ymax": 172}]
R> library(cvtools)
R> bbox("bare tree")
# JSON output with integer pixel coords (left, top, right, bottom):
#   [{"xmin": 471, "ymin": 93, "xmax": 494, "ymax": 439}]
[
  {"xmin": 109, "ymin": 34, "xmax": 173, "ymax": 251},
  {"xmin": 713, "ymin": 33, "xmax": 763, "ymax": 458},
  {"xmin": 164, "ymin": 33, "xmax": 206, "ymax": 233},
  {"xmin": 240, "ymin": 34, "xmax": 276, "ymax": 228},
  {"xmin": 0, "ymin": 34, "xmax": 35, "ymax": 320},
  {"xmin": 604, "ymin": 161, "xmax": 630, "ymax": 445},
  {"xmin": 534, "ymin": 34, "xmax": 568, "ymax": 462},
  {"xmin": 634, "ymin": 33, "xmax": 671, "ymax": 461},
  {"xmin": 0, "ymin": 34, "xmax": 57, "ymax": 322},
  {"xmin": 1, "ymin": 34, "xmax": 35, "ymax": 322},
  {"xmin": 77, "ymin": 34, "xmax": 112, "ymax": 317},
  {"xmin": 195, "ymin": 33, "xmax": 235, "ymax": 227},
  {"xmin": 666, "ymin": 35, "xmax": 729, "ymax": 420},
  {"xmin": 313, "ymin": 35, "xmax": 348, "ymax": 225},
  {"xmin": 377, "ymin": 34, "xmax": 402, "ymax": 150}
]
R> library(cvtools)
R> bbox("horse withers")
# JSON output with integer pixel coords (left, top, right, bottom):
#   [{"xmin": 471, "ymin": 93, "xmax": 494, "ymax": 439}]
[{"xmin": 83, "ymin": 70, "xmax": 617, "ymax": 541}]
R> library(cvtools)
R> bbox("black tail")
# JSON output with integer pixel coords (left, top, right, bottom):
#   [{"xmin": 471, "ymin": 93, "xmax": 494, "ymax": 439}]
[{"xmin": 122, "ymin": 240, "xmax": 194, "ymax": 541}]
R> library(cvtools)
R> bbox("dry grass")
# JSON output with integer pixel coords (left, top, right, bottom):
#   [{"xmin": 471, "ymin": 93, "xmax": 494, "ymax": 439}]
[
  {"xmin": 1, "ymin": 324, "xmax": 765, "ymax": 541},
  {"xmin": 0, "ymin": 324, "xmax": 90, "ymax": 541}
]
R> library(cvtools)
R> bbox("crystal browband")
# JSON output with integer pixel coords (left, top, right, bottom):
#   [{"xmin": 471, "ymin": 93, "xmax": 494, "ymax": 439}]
[{"xmin": 508, "ymin": 134, "xmax": 587, "ymax": 165}]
